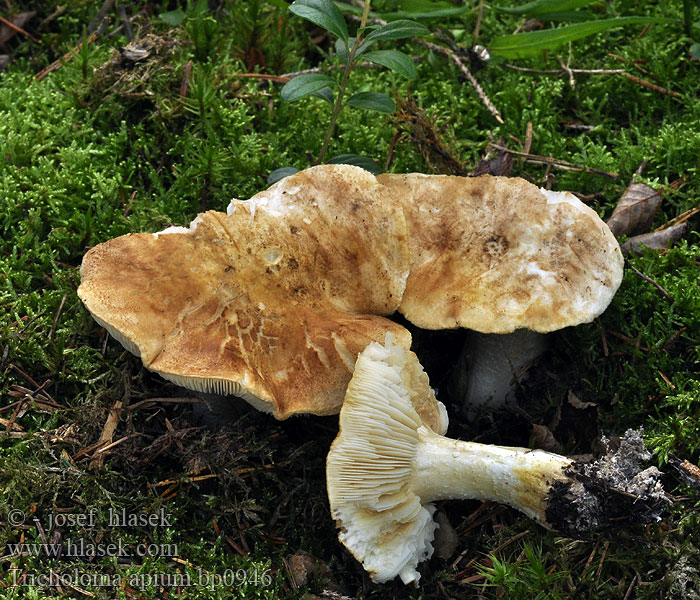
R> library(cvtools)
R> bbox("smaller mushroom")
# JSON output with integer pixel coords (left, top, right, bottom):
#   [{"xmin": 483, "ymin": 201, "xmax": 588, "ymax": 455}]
[{"xmin": 327, "ymin": 337, "xmax": 667, "ymax": 585}]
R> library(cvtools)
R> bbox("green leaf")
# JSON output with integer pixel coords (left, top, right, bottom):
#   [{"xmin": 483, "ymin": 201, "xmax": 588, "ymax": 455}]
[
  {"xmin": 327, "ymin": 154, "xmax": 382, "ymax": 174},
  {"xmin": 534, "ymin": 11, "xmax": 596, "ymax": 22},
  {"xmin": 268, "ymin": 167, "xmax": 300, "ymax": 184},
  {"xmin": 281, "ymin": 74, "xmax": 337, "ymax": 102},
  {"xmin": 290, "ymin": 0, "xmax": 349, "ymax": 41},
  {"xmin": 333, "ymin": 0, "xmax": 468, "ymax": 20},
  {"xmin": 158, "ymin": 9, "xmax": 186, "ymax": 26},
  {"xmin": 313, "ymin": 87, "xmax": 335, "ymax": 104},
  {"xmin": 363, "ymin": 19, "xmax": 429, "ymax": 43},
  {"xmin": 347, "ymin": 92, "xmax": 396, "ymax": 113},
  {"xmin": 335, "ymin": 38, "xmax": 351, "ymax": 64},
  {"xmin": 690, "ymin": 43, "xmax": 700, "ymax": 60},
  {"xmin": 356, "ymin": 19, "xmax": 429, "ymax": 56},
  {"xmin": 492, "ymin": 0, "xmax": 594, "ymax": 16},
  {"xmin": 488, "ymin": 17, "xmax": 673, "ymax": 59},
  {"xmin": 362, "ymin": 50, "xmax": 417, "ymax": 79}
]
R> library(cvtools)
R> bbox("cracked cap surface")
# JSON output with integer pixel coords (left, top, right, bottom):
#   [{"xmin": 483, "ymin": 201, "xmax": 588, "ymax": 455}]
[
  {"xmin": 378, "ymin": 173, "xmax": 624, "ymax": 333},
  {"xmin": 78, "ymin": 165, "xmax": 411, "ymax": 418}
]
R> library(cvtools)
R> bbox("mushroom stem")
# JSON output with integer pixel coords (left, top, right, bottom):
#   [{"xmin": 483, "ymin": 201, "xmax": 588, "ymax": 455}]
[
  {"xmin": 449, "ymin": 329, "xmax": 549, "ymax": 417},
  {"xmin": 327, "ymin": 337, "xmax": 668, "ymax": 585},
  {"xmin": 412, "ymin": 429, "xmax": 571, "ymax": 525}
]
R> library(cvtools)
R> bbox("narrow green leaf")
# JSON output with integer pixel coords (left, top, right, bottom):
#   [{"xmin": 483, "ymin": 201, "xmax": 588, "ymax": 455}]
[
  {"xmin": 268, "ymin": 167, "xmax": 300, "ymax": 184},
  {"xmin": 347, "ymin": 92, "xmax": 396, "ymax": 113},
  {"xmin": 327, "ymin": 154, "xmax": 383, "ymax": 174},
  {"xmin": 363, "ymin": 19, "xmax": 429, "ymax": 43},
  {"xmin": 158, "ymin": 9, "xmax": 186, "ymax": 26},
  {"xmin": 363, "ymin": 50, "xmax": 417, "ymax": 78},
  {"xmin": 492, "ymin": 0, "xmax": 594, "ymax": 16},
  {"xmin": 290, "ymin": 0, "xmax": 349, "ymax": 41},
  {"xmin": 356, "ymin": 20, "xmax": 429, "ymax": 57},
  {"xmin": 281, "ymin": 74, "xmax": 337, "ymax": 102},
  {"xmin": 333, "ymin": 1, "xmax": 469, "ymax": 20},
  {"xmin": 489, "ymin": 17, "xmax": 672, "ymax": 59},
  {"xmin": 533, "ymin": 10, "xmax": 596, "ymax": 22},
  {"xmin": 385, "ymin": 0, "xmax": 469, "ymax": 19}
]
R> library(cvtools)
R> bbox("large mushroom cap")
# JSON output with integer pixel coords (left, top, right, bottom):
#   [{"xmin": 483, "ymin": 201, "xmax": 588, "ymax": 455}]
[
  {"xmin": 78, "ymin": 165, "xmax": 411, "ymax": 418},
  {"xmin": 378, "ymin": 173, "xmax": 624, "ymax": 333}
]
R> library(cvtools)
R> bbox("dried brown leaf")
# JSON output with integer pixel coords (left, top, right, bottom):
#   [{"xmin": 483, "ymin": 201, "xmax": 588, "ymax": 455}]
[
  {"xmin": 287, "ymin": 550, "xmax": 338, "ymax": 589},
  {"xmin": 434, "ymin": 510, "xmax": 459, "ymax": 560},
  {"xmin": 531, "ymin": 423, "xmax": 563, "ymax": 453},
  {"xmin": 607, "ymin": 182, "xmax": 662, "ymax": 237},
  {"xmin": 621, "ymin": 222, "xmax": 688, "ymax": 255},
  {"xmin": 568, "ymin": 390, "xmax": 598, "ymax": 410},
  {"xmin": 472, "ymin": 138, "xmax": 513, "ymax": 177}
]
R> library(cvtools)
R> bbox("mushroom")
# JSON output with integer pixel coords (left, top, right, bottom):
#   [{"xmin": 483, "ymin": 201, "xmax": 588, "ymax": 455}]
[
  {"xmin": 376, "ymin": 173, "xmax": 624, "ymax": 413},
  {"xmin": 78, "ymin": 165, "xmax": 417, "ymax": 420},
  {"xmin": 79, "ymin": 167, "xmax": 622, "ymax": 421},
  {"xmin": 327, "ymin": 336, "xmax": 667, "ymax": 585}
]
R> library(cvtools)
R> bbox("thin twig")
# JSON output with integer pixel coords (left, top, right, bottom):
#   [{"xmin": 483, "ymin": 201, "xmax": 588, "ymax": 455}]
[
  {"xmin": 0, "ymin": 14, "xmax": 40, "ymax": 43},
  {"xmin": 48, "ymin": 293, "xmax": 67, "ymax": 341},
  {"xmin": 608, "ymin": 53, "xmax": 660, "ymax": 81},
  {"xmin": 419, "ymin": 39, "xmax": 504, "ymax": 124},
  {"xmin": 234, "ymin": 72, "xmax": 290, "ymax": 83},
  {"xmin": 626, "ymin": 262, "xmax": 673, "ymax": 303},
  {"xmin": 595, "ymin": 540, "xmax": 609, "ymax": 587},
  {"xmin": 559, "ymin": 57, "xmax": 575, "ymax": 88},
  {"xmin": 654, "ymin": 204, "xmax": 700, "ymax": 232},
  {"xmin": 116, "ymin": 2, "xmax": 133, "ymax": 42},
  {"xmin": 622, "ymin": 574, "xmax": 638, "ymax": 600},
  {"xmin": 473, "ymin": 0, "xmax": 484, "ymax": 42},
  {"xmin": 489, "ymin": 143, "xmax": 618, "ymax": 178},
  {"xmin": 384, "ymin": 128, "xmax": 401, "ymax": 172},
  {"xmin": 87, "ymin": 0, "xmax": 115, "ymax": 34},
  {"xmin": 619, "ymin": 72, "xmax": 683, "ymax": 98},
  {"xmin": 503, "ymin": 63, "xmax": 625, "ymax": 75},
  {"xmin": 127, "ymin": 397, "xmax": 202, "ymax": 411}
]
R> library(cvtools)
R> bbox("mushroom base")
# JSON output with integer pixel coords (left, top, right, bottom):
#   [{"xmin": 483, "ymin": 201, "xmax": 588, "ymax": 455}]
[{"xmin": 544, "ymin": 429, "xmax": 669, "ymax": 536}]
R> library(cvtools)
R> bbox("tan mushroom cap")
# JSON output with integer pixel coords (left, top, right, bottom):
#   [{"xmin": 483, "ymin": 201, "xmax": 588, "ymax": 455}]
[
  {"xmin": 377, "ymin": 173, "xmax": 624, "ymax": 333},
  {"xmin": 78, "ymin": 165, "xmax": 411, "ymax": 419}
]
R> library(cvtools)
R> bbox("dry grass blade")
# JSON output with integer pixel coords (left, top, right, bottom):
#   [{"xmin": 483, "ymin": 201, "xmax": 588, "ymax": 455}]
[
  {"xmin": 419, "ymin": 39, "xmax": 504, "ymax": 125},
  {"xmin": 489, "ymin": 143, "xmax": 618, "ymax": 178},
  {"xmin": 654, "ymin": 203, "xmax": 700, "ymax": 231},
  {"xmin": 625, "ymin": 262, "xmax": 673, "ymax": 303},
  {"xmin": 619, "ymin": 72, "xmax": 684, "ymax": 98},
  {"xmin": 89, "ymin": 400, "xmax": 123, "ymax": 468}
]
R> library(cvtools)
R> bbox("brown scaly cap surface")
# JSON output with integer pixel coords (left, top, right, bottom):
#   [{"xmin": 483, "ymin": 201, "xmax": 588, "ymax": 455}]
[
  {"xmin": 377, "ymin": 173, "xmax": 624, "ymax": 333},
  {"xmin": 78, "ymin": 165, "xmax": 411, "ymax": 419}
]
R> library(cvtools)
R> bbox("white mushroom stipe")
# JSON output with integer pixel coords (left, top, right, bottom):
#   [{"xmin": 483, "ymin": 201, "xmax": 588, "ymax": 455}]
[{"xmin": 327, "ymin": 337, "xmax": 668, "ymax": 585}]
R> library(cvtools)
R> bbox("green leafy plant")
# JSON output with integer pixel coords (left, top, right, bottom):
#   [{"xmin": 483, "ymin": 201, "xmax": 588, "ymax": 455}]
[{"xmin": 277, "ymin": 0, "xmax": 428, "ymax": 176}]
